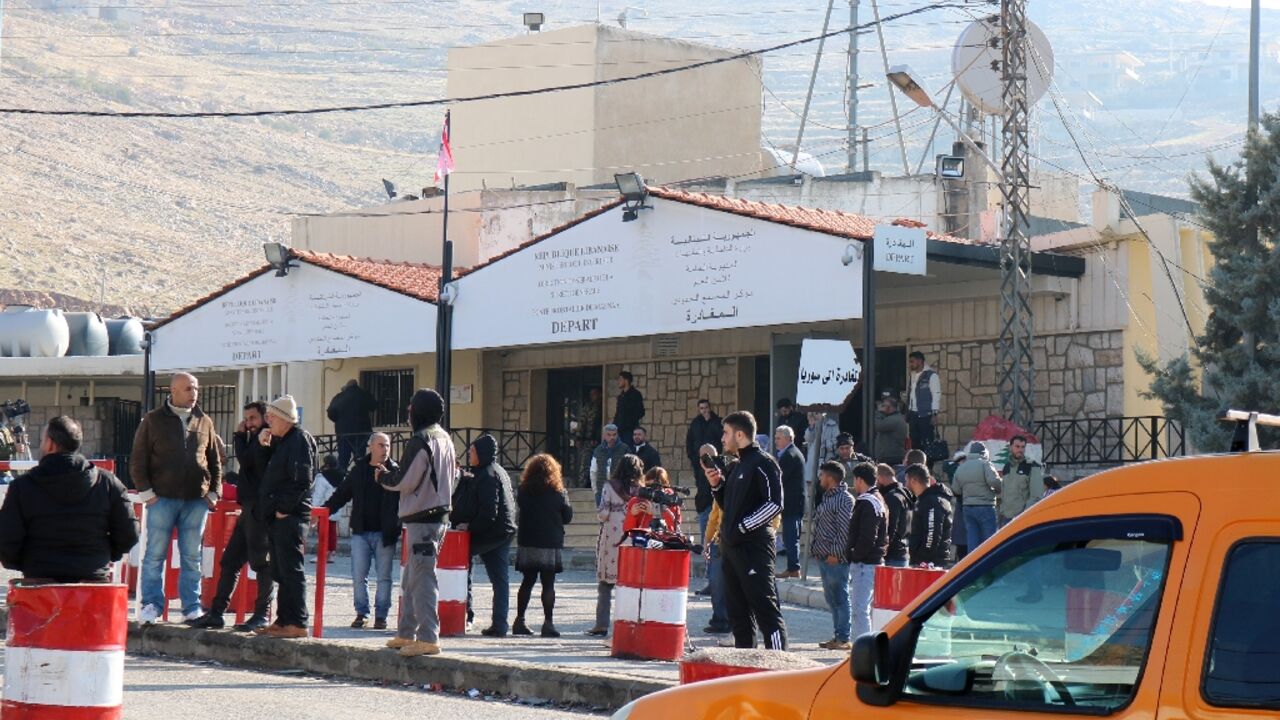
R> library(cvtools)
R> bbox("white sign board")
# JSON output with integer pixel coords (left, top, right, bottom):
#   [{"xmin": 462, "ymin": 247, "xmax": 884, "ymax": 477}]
[
  {"xmin": 453, "ymin": 198, "xmax": 864, "ymax": 349},
  {"xmin": 874, "ymin": 224, "xmax": 928, "ymax": 276},
  {"xmin": 795, "ymin": 339, "xmax": 861, "ymax": 408},
  {"xmin": 152, "ymin": 264, "xmax": 437, "ymax": 371}
]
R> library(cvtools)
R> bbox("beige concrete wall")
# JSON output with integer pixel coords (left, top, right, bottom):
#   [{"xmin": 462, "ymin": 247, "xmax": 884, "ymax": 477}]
[
  {"xmin": 290, "ymin": 194, "xmax": 484, "ymax": 266},
  {"xmin": 447, "ymin": 25, "xmax": 599, "ymax": 193},
  {"xmin": 592, "ymin": 25, "xmax": 762, "ymax": 187}
]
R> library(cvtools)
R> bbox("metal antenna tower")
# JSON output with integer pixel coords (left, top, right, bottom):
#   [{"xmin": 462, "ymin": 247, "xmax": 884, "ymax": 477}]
[{"xmin": 997, "ymin": 0, "xmax": 1035, "ymax": 427}]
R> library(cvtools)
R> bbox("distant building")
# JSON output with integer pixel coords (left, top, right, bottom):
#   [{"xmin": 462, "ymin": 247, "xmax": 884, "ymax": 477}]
[{"xmin": 1076, "ymin": 50, "xmax": 1144, "ymax": 94}]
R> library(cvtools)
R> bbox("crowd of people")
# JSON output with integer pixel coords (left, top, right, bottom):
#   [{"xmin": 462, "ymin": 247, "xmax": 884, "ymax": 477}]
[{"xmin": 0, "ymin": 358, "xmax": 1060, "ymax": 659}]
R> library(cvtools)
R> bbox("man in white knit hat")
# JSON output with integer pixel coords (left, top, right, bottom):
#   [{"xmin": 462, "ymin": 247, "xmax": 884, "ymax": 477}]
[{"xmin": 255, "ymin": 395, "xmax": 317, "ymax": 639}]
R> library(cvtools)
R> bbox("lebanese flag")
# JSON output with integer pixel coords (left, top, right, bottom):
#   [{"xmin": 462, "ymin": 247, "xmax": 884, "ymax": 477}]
[{"xmin": 433, "ymin": 110, "xmax": 455, "ymax": 187}]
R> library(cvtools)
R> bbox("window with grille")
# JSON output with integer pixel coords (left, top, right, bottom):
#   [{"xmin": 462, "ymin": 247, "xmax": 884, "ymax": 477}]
[{"xmin": 360, "ymin": 369, "xmax": 415, "ymax": 427}]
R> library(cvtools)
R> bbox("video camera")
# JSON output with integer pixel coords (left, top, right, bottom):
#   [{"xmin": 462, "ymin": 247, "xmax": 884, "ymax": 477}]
[
  {"xmin": 1, "ymin": 399, "xmax": 31, "ymax": 420},
  {"xmin": 636, "ymin": 483, "xmax": 691, "ymax": 508}
]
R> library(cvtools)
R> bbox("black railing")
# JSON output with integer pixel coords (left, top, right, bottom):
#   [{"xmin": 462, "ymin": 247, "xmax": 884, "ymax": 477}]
[
  {"xmin": 1031, "ymin": 416, "xmax": 1185, "ymax": 467},
  {"xmin": 312, "ymin": 427, "xmax": 548, "ymax": 472}
]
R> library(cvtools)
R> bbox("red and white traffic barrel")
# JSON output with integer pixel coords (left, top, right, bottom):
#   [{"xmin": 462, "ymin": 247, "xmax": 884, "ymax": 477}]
[
  {"xmin": 437, "ymin": 530, "xmax": 470, "ymax": 637},
  {"xmin": 3, "ymin": 582, "xmax": 128, "ymax": 719},
  {"xmin": 611, "ymin": 545, "xmax": 690, "ymax": 661},
  {"xmin": 871, "ymin": 565, "xmax": 946, "ymax": 631}
]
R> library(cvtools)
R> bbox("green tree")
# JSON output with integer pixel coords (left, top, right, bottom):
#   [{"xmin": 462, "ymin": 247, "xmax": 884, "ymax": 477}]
[{"xmin": 1140, "ymin": 112, "xmax": 1280, "ymax": 451}]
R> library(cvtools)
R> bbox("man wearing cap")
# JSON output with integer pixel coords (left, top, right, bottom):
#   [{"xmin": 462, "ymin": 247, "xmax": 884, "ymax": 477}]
[
  {"xmin": 381, "ymin": 388, "xmax": 456, "ymax": 657},
  {"xmin": 256, "ymin": 395, "xmax": 317, "ymax": 639},
  {"xmin": 132, "ymin": 372, "xmax": 222, "ymax": 625}
]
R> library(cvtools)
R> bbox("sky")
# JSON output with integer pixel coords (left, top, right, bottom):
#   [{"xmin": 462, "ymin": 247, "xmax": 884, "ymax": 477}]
[{"xmin": 1174, "ymin": 0, "xmax": 1280, "ymax": 7}]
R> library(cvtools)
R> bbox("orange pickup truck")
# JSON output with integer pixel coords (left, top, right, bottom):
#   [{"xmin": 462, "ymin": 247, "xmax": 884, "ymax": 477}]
[{"xmin": 614, "ymin": 416, "xmax": 1280, "ymax": 720}]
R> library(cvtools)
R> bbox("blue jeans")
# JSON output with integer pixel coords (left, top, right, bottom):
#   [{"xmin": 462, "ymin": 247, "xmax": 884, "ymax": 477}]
[
  {"xmin": 885, "ymin": 557, "xmax": 909, "ymax": 568},
  {"xmin": 782, "ymin": 512, "xmax": 803, "ymax": 571},
  {"xmin": 851, "ymin": 562, "xmax": 879, "ymax": 638},
  {"xmin": 697, "ymin": 507, "xmax": 712, "ymax": 580},
  {"xmin": 141, "ymin": 497, "xmax": 209, "ymax": 614},
  {"xmin": 707, "ymin": 544, "xmax": 730, "ymax": 631},
  {"xmin": 350, "ymin": 531, "xmax": 396, "ymax": 620},
  {"xmin": 818, "ymin": 561, "xmax": 852, "ymax": 642},
  {"xmin": 466, "ymin": 539, "xmax": 512, "ymax": 632},
  {"xmin": 964, "ymin": 505, "xmax": 999, "ymax": 551}
]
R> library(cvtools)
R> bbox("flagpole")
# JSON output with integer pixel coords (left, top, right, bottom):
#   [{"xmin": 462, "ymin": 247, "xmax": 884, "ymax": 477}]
[{"xmin": 436, "ymin": 110, "xmax": 454, "ymax": 426}]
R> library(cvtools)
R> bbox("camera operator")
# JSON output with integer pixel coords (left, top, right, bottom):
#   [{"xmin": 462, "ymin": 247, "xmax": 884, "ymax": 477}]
[{"xmin": 623, "ymin": 467, "xmax": 682, "ymax": 533}]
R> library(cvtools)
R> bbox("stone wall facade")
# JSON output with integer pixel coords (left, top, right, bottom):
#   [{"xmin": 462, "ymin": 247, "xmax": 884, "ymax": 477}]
[
  {"xmin": 6, "ymin": 404, "xmax": 113, "ymax": 461},
  {"xmin": 910, "ymin": 329, "xmax": 1125, "ymax": 451}
]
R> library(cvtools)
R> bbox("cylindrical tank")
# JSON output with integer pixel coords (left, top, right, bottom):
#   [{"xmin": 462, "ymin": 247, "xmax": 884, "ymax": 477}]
[
  {"xmin": 105, "ymin": 317, "xmax": 145, "ymax": 356},
  {"xmin": 0, "ymin": 309, "xmax": 69, "ymax": 358},
  {"xmin": 65, "ymin": 312, "xmax": 110, "ymax": 357}
]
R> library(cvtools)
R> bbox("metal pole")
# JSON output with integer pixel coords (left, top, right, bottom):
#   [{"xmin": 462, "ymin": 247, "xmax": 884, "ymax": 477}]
[
  {"xmin": 997, "ymin": 0, "xmax": 1035, "ymax": 428},
  {"xmin": 862, "ymin": 127, "xmax": 870, "ymax": 171},
  {"xmin": 142, "ymin": 332, "xmax": 155, "ymax": 413},
  {"xmin": 914, "ymin": 82, "xmax": 957, "ymax": 175},
  {"xmin": 869, "ymin": 0, "xmax": 910, "ymax": 175},
  {"xmin": 861, "ymin": 240, "xmax": 877, "ymax": 458},
  {"xmin": 792, "ymin": 0, "xmax": 837, "ymax": 170},
  {"xmin": 846, "ymin": 0, "xmax": 860, "ymax": 172},
  {"xmin": 436, "ymin": 111, "xmax": 454, "ymax": 427},
  {"xmin": 1249, "ymin": 0, "xmax": 1260, "ymax": 132}
]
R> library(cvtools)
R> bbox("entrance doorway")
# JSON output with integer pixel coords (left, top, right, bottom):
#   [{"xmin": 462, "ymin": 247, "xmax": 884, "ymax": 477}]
[
  {"xmin": 840, "ymin": 346, "xmax": 908, "ymax": 448},
  {"xmin": 544, "ymin": 366, "xmax": 604, "ymax": 488}
]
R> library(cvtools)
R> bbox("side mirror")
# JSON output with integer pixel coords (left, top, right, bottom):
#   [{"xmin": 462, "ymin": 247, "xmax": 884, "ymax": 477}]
[{"xmin": 850, "ymin": 631, "xmax": 890, "ymax": 686}]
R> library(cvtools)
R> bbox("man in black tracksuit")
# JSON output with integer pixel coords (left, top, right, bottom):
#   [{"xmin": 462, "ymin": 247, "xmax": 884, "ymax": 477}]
[
  {"xmin": 191, "ymin": 401, "xmax": 275, "ymax": 631},
  {"xmin": 905, "ymin": 463, "xmax": 953, "ymax": 567},
  {"xmin": 706, "ymin": 411, "xmax": 788, "ymax": 650},
  {"xmin": 875, "ymin": 463, "xmax": 913, "ymax": 567}
]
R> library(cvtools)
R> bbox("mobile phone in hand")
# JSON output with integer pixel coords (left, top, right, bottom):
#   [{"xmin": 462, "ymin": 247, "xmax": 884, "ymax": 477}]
[{"xmin": 699, "ymin": 453, "xmax": 717, "ymax": 470}]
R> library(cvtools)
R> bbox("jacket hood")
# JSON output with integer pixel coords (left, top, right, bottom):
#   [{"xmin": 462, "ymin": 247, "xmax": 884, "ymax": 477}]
[
  {"xmin": 925, "ymin": 482, "xmax": 953, "ymax": 500},
  {"xmin": 966, "ymin": 441, "xmax": 989, "ymax": 460},
  {"xmin": 26, "ymin": 453, "xmax": 98, "ymax": 505},
  {"xmin": 409, "ymin": 388, "xmax": 445, "ymax": 431},
  {"xmin": 472, "ymin": 434, "xmax": 498, "ymax": 468}
]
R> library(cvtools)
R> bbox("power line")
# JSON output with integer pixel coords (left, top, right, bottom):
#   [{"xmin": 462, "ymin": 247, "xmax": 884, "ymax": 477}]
[{"xmin": 0, "ymin": 2, "xmax": 963, "ymax": 117}]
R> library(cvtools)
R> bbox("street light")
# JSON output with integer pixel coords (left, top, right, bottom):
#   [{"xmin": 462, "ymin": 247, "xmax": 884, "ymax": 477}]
[
  {"xmin": 523, "ymin": 12, "xmax": 545, "ymax": 32},
  {"xmin": 263, "ymin": 241, "xmax": 298, "ymax": 277},
  {"xmin": 886, "ymin": 65, "xmax": 1002, "ymax": 176},
  {"xmin": 614, "ymin": 172, "xmax": 651, "ymax": 223}
]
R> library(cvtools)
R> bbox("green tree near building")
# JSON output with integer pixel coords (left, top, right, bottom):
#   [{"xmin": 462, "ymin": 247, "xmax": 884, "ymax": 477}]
[{"xmin": 1140, "ymin": 112, "xmax": 1280, "ymax": 452}]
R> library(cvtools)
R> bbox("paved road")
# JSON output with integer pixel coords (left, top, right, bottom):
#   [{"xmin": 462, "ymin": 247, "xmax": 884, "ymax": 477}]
[{"xmin": 0, "ymin": 655, "xmax": 604, "ymax": 720}]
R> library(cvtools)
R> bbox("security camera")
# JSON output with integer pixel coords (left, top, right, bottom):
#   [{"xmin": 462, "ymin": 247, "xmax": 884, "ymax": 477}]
[{"xmin": 841, "ymin": 243, "xmax": 861, "ymax": 267}]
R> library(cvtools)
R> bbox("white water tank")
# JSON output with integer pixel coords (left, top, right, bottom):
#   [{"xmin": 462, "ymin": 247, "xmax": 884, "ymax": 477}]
[{"xmin": 0, "ymin": 308, "xmax": 71, "ymax": 358}]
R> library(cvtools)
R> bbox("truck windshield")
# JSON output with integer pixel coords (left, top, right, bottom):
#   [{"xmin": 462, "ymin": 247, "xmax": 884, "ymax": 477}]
[{"xmin": 904, "ymin": 534, "xmax": 1172, "ymax": 713}]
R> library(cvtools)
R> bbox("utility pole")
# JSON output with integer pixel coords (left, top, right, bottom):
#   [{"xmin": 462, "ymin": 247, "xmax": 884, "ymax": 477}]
[
  {"xmin": 846, "ymin": 0, "xmax": 860, "ymax": 172},
  {"xmin": 997, "ymin": 0, "xmax": 1035, "ymax": 428},
  {"xmin": 792, "ymin": 0, "xmax": 836, "ymax": 171},
  {"xmin": 1249, "ymin": 0, "xmax": 1260, "ymax": 132},
  {"xmin": 870, "ymin": 0, "xmax": 910, "ymax": 175}
]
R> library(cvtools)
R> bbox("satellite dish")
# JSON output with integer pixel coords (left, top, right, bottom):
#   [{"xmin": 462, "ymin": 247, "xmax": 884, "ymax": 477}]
[{"xmin": 952, "ymin": 16, "xmax": 1054, "ymax": 116}]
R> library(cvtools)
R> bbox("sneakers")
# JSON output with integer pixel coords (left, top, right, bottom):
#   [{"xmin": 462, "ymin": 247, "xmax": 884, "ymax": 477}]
[
  {"xmin": 182, "ymin": 609, "xmax": 204, "ymax": 623},
  {"xmin": 188, "ymin": 612, "xmax": 225, "ymax": 630},
  {"xmin": 716, "ymin": 635, "xmax": 736, "ymax": 647},
  {"xmin": 386, "ymin": 637, "xmax": 413, "ymax": 649},
  {"xmin": 373, "ymin": 618, "xmax": 388, "ymax": 630},
  {"xmin": 139, "ymin": 604, "xmax": 161, "ymax": 625},
  {"xmin": 819, "ymin": 638, "xmax": 852, "ymax": 650},
  {"xmin": 511, "ymin": 620, "xmax": 533, "ymax": 636},
  {"xmin": 540, "ymin": 624, "xmax": 560, "ymax": 638},
  {"xmin": 398, "ymin": 641, "xmax": 441, "ymax": 657},
  {"xmin": 480, "ymin": 626, "xmax": 508, "ymax": 638},
  {"xmin": 265, "ymin": 625, "xmax": 307, "ymax": 639},
  {"xmin": 351, "ymin": 615, "xmax": 368, "ymax": 629},
  {"xmin": 776, "ymin": 570, "xmax": 801, "ymax": 579}
]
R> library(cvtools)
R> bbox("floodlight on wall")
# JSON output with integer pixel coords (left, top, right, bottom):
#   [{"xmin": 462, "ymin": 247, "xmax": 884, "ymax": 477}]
[
  {"xmin": 523, "ymin": 12, "xmax": 545, "ymax": 31},
  {"xmin": 936, "ymin": 155, "xmax": 965, "ymax": 179},
  {"xmin": 614, "ymin": 172, "xmax": 651, "ymax": 223},
  {"xmin": 264, "ymin": 241, "xmax": 299, "ymax": 277}
]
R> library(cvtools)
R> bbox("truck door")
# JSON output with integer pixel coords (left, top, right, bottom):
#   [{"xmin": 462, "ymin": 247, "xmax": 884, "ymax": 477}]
[
  {"xmin": 1161, "ymin": 519, "xmax": 1280, "ymax": 720},
  {"xmin": 819, "ymin": 491, "xmax": 1199, "ymax": 720}
]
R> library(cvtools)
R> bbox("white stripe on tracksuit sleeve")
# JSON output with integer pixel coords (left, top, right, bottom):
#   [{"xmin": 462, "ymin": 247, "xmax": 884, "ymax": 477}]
[{"xmin": 740, "ymin": 466, "xmax": 782, "ymax": 533}]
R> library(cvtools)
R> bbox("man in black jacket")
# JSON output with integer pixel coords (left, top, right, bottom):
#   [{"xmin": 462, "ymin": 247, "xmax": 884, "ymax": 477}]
[
  {"xmin": 846, "ymin": 463, "xmax": 888, "ymax": 638},
  {"xmin": 775, "ymin": 399, "xmax": 809, "ymax": 455},
  {"xmin": 451, "ymin": 434, "xmax": 516, "ymax": 637},
  {"xmin": 322, "ymin": 432, "xmax": 402, "ymax": 630},
  {"xmin": 327, "ymin": 379, "xmax": 376, "ymax": 470},
  {"xmin": 685, "ymin": 400, "xmax": 722, "ymax": 546},
  {"xmin": 705, "ymin": 411, "xmax": 787, "ymax": 650},
  {"xmin": 612, "ymin": 371, "xmax": 645, "ymax": 444},
  {"xmin": 630, "ymin": 427, "xmax": 661, "ymax": 471},
  {"xmin": 773, "ymin": 425, "xmax": 806, "ymax": 579},
  {"xmin": 190, "ymin": 401, "xmax": 275, "ymax": 631},
  {"xmin": 256, "ymin": 395, "xmax": 316, "ymax": 639},
  {"xmin": 875, "ymin": 463, "xmax": 913, "ymax": 568},
  {"xmin": 905, "ymin": 463, "xmax": 953, "ymax": 568},
  {"xmin": 0, "ymin": 416, "xmax": 138, "ymax": 583}
]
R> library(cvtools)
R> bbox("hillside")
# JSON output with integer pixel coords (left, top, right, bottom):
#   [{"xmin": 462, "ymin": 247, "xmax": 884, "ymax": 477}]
[{"xmin": 0, "ymin": 0, "xmax": 1271, "ymax": 315}]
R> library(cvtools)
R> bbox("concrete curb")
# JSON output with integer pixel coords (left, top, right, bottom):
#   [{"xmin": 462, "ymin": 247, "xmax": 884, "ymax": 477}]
[
  {"xmin": 778, "ymin": 579, "xmax": 828, "ymax": 611},
  {"xmin": 129, "ymin": 623, "xmax": 673, "ymax": 710}
]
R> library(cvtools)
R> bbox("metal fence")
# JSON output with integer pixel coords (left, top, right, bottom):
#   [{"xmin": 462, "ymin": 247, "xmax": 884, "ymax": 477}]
[
  {"xmin": 1032, "ymin": 416, "xmax": 1186, "ymax": 467},
  {"xmin": 312, "ymin": 427, "xmax": 548, "ymax": 472}
]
